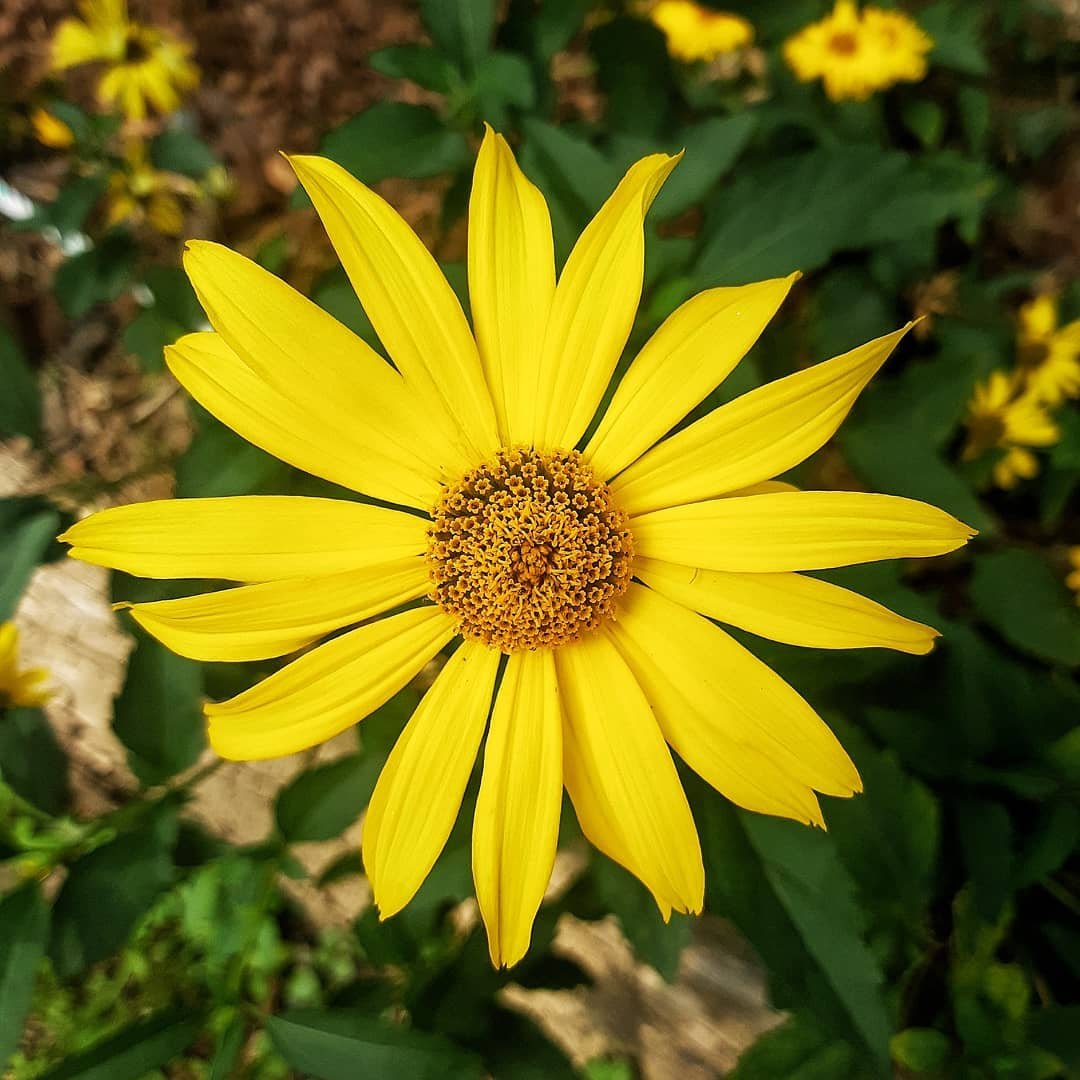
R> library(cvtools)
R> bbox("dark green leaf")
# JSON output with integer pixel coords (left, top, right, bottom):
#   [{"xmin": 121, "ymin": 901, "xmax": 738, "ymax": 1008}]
[
  {"xmin": 890, "ymin": 1028, "xmax": 951, "ymax": 1072},
  {"xmin": 275, "ymin": 753, "xmax": 382, "ymax": 843},
  {"xmin": 369, "ymin": 45, "xmax": 456, "ymax": 93},
  {"xmin": 49, "ymin": 802, "xmax": 178, "ymax": 977},
  {"xmin": 956, "ymin": 87, "xmax": 991, "ymax": 155},
  {"xmin": 46, "ymin": 174, "xmax": 108, "ymax": 235},
  {"xmin": 730, "ymin": 1014, "xmax": 859, "ymax": 1080},
  {"xmin": 957, "ymin": 799, "xmax": 1014, "ymax": 920},
  {"xmin": 0, "ymin": 884, "xmax": 49, "ymax": 1069},
  {"xmin": 0, "ymin": 707, "xmax": 69, "ymax": 815},
  {"xmin": 53, "ymin": 232, "xmax": 136, "ymax": 319},
  {"xmin": 266, "ymin": 1010, "xmax": 483, "ymax": 1080},
  {"xmin": 652, "ymin": 113, "xmax": 758, "ymax": 220},
  {"xmin": 122, "ymin": 308, "xmax": 184, "ymax": 370},
  {"xmin": 590, "ymin": 16, "xmax": 672, "ymax": 138},
  {"xmin": 208, "ymin": 1013, "xmax": 247, "ymax": 1080},
  {"xmin": 0, "ymin": 499, "xmax": 62, "ymax": 620},
  {"xmin": 695, "ymin": 147, "xmax": 907, "ymax": 287},
  {"xmin": 1014, "ymin": 801, "xmax": 1079, "ymax": 888},
  {"xmin": 150, "ymin": 129, "xmax": 218, "ymax": 178},
  {"xmin": 38, "ymin": 1010, "xmax": 201, "ymax": 1080},
  {"xmin": 472, "ymin": 50, "xmax": 536, "ymax": 116},
  {"xmin": 419, "ymin": 0, "xmax": 495, "ymax": 73},
  {"xmin": 318, "ymin": 103, "xmax": 469, "ymax": 186},
  {"xmin": 919, "ymin": 1, "xmax": 988, "ymax": 75},
  {"xmin": 900, "ymin": 99, "xmax": 945, "ymax": 149},
  {"xmin": 1030, "ymin": 1005, "xmax": 1080, "ymax": 1072},
  {"xmin": 0, "ymin": 324, "xmax": 41, "ymax": 439},
  {"xmin": 969, "ymin": 550, "xmax": 1080, "ymax": 667},
  {"xmin": 112, "ymin": 624, "xmax": 204, "ymax": 786}
]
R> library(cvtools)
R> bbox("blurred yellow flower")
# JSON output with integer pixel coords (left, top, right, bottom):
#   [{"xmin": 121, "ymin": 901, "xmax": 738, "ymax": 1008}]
[
  {"xmin": 1066, "ymin": 549, "xmax": 1080, "ymax": 606},
  {"xmin": 61, "ymin": 128, "xmax": 974, "ymax": 968},
  {"xmin": 784, "ymin": 1, "xmax": 932, "ymax": 101},
  {"xmin": 31, "ymin": 107, "xmax": 75, "ymax": 149},
  {"xmin": 52, "ymin": 0, "xmax": 198, "ymax": 121},
  {"xmin": 648, "ymin": 1, "xmax": 753, "ymax": 61},
  {"xmin": 1015, "ymin": 294, "xmax": 1080, "ymax": 407},
  {"xmin": 0, "ymin": 623, "xmax": 50, "ymax": 709},
  {"xmin": 963, "ymin": 370, "xmax": 1060, "ymax": 489},
  {"xmin": 106, "ymin": 141, "xmax": 198, "ymax": 235}
]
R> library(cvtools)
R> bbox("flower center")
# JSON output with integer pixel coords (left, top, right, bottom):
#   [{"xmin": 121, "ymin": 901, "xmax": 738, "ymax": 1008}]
[
  {"xmin": 1017, "ymin": 340, "xmax": 1051, "ymax": 370},
  {"xmin": 427, "ymin": 448, "xmax": 634, "ymax": 652},
  {"xmin": 828, "ymin": 31, "xmax": 859, "ymax": 55},
  {"xmin": 124, "ymin": 28, "xmax": 154, "ymax": 64}
]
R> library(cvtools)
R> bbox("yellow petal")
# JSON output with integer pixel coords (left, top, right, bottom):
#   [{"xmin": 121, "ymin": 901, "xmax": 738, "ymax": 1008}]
[
  {"xmin": 613, "ymin": 324, "xmax": 912, "ymax": 514},
  {"xmin": 632, "ymin": 491, "xmax": 975, "ymax": 572},
  {"xmin": 609, "ymin": 583, "xmax": 859, "ymax": 804},
  {"xmin": 532, "ymin": 153, "xmax": 681, "ymax": 450},
  {"xmin": 473, "ymin": 649, "xmax": 562, "ymax": 968},
  {"xmin": 636, "ymin": 557, "xmax": 939, "ymax": 655},
  {"xmin": 60, "ymin": 496, "xmax": 428, "ymax": 581},
  {"xmin": 205, "ymin": 605, "xmax": 456, "ymax": 760},
  {"xmin": 52, "ymin": 19, "xmax": 111, "ymax": 68},
  {"xmin": 468, "ymin": 127, "xmax": 556, "ymax": 445},
  {"xmin": 121, "ymin": 558, "xmax": 431, "ymax": 662},
  {"xmin": 556, "ymin": 631, "xmax": 703, "ymax": 916},
  {"xmin": 585, "ymin": 275, "xmax": 797, "ymax": 480},
  {"xmin": 288, "ymin": 154, "xmax": 499, "ymax": 463},
  {"xmin": 180, "ymin": 244, "xmax": 462, "ymax": 499},
  {"xmin": 364, "ymin": 641, "xmax": 500, "ymax": 918}
]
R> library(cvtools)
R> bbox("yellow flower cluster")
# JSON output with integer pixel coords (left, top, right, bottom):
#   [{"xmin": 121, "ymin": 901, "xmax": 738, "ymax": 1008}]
[
  {"xmin": 648, "ymin": 1, "xmax": 754, "ymax": 62},
  {"xmin": 0, "ymin": 623, "xmax": 50, "ymax": 710},
  {"xmin": 962, "ymin": 294, "xmax": 1080, "ymax": 489},
  {"xmin": 784, "ymin": 0, "xmax": 932, "ymax": 101},
  {"xmin": 52, "ymin": 0, "xmax": 199, "ymax": 122},
  {"xmin": 105, "ymin": 141, "xmax": 199, "ymax": 236}
]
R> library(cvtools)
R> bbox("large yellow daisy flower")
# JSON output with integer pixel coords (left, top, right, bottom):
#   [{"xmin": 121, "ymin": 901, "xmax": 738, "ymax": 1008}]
[
  {"xmin": 52, "ymin": 0, "xmax": 198, "ymax": 121},
  {"xmin": 60, "ymin": 129, "xmax": 974, "ymax": 968},
  {"xmin": 0, "ymin": 622, "xmax": 50, "ymax": 709}
]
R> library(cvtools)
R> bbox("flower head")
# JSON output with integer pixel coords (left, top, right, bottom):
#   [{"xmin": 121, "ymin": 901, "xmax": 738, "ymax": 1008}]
[
  {"xmin": 0, "ymin": 623, "xmax": 50, "ymax": 709},
  {"xmin": 60, "ymin": 128, "xmax": 974, "ymax": 968},
  {"xmin": 963, "ymin": 370, "xmax": 1060, "ymax": 489},
  {"xmin": 784, "ymin": 1, "xmax": 932, "ymax": 101},
  {"xmin": 1015, "ymin": 294, "xmax": 1080, "ymax": 408},
  {"xmin": 105, "ymin": 140, "xmax": 198, "ymax": 235},
  {"xmin": 52, "ymin": 0, "xmax": 198, "ymax": 121},
  {"xmin": 648, "ymin": 1, "xmax": 753, "ymax": 62}
]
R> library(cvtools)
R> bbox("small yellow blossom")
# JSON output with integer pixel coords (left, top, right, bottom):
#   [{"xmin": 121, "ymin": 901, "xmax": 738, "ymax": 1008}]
[
  {"xmin": 784, "ymin": 1, "xmax": 932, "ymax": 101},
  {"xmin": 0, "ymin": 623, "xmax": 50, "ymax": 709},
  {"xmin": 52, "ymin": 0, "xmax": 199, "ymax": 122},
  {"xmin": 648, "ymin": 1, "xmax": 753, "ymax": 62},
  {"xmin": 1015, "ymin": 294, "xmax": 1080, "ymax": 408},
  {"xmin": 31, "ymin": 107, "xmax": 75, "ymax": 149},
  {"xmin": 963, "ymin": 371, "xmax": 1060, "ymax": 489},
  {"xmin": 106, "ymin": 141, "xmax": 198, "ymax": 235},
  {"xmin": 1066, "ymin": 549, "xmax": 1080, "ymax": 606}
]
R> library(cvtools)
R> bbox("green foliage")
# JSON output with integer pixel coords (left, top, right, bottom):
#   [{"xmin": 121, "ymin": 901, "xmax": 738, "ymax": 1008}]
[{"xmin": 0, "ymin": 885, "xmax": 50, "ymax": 1070}]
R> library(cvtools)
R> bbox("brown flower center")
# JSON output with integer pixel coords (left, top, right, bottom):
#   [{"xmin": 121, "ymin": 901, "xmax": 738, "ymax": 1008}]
[
  {"xmin": 427, "ymin": 448, "xmax": 634, "ymax": 652},
  {"xmin": 828, "ymin": 31, "xmax": 859, "ymax": 55},
  {"xmin": 1016, "ymin": 340, "xmax": 1051, "ymax": 370}
]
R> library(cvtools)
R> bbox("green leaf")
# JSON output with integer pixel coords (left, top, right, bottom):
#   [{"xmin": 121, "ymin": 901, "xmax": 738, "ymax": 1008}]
[
  {"xmin": 589, "ymin": 856, "xmax": 690, "ymax": 981},
  {"xmin": 589, "ymin": 15, "xmax": 672, "ymax": 137},
  {"xmin": 0, "ymin": 884, "xmax": 49, "ymax": 1070},
  {"xmin": 318, "ymin": 103, "xmax": 469, "ymax": 186},
  {"xmin": 275, "ymin": 753, "xmax": 382, "ymax": 843},
  {"xmin": 969, "ymin": 550, "xmax": 1080, "ymax": 667},
  {"xmin": 150, "ymin": 129, "xmax": 218, "ymax": 178},
  {"xmin": 266, "ymin": 1010, "xmax": 483, "ymax": 1080},
  {"xmin": 472, "ymin": 50, "xmax": 536, "ymax": 116},
  {"xmin": 419, "ymin": 0, "xmax": 495, "ymax": 74},
  {"xmin": 46, "ymin": 174, "xmax": 108, "ymax": 235},
  {"xmin": 1030, "ymin": 1005, "xmax": 1080, "ymax": 1073},
  {"xmin": 369, "ymin": 44, "xmax": 456, "ymax": 92},
  {"xmin": 956, "ymin": 87, "xmax": 991, "ymax": 155},
  {"xmin": 731, "ymin": 1014, "xmax": 859, "ymax": 1080},
  {"xmin": 0, "ymin": 324, "xmax": 41, "ymax": 439},
  {"xmin": 49, "ymin": 802, "xmax": 178, "ymax": 977},
  {"xmin": 652, "ymin": 113, "xmax": 758, "ymax": 220},
  {"xmin": 901, "ymin": 99, "xmax": 945, "ymax": 149},
  {"xmin": 0, "ymin": 707, "xmax": 69, "ymax": 815},
  {"xmin": 38, "ymin": 1010, "xmax": 201, "ymax": 1080},
  {"xmin": 695, "ymin": 147, "xmax": 907, "ymax": 287},
  {"xmin": 208, "ymin": 1013, "xmax": 247, "ymax": 1080},
  {"xmin": 919, "ymin": 0, "xmax": 988, "ymax": 75},
  {"xmin": 890, "ymin": 1028, "xmax": 951, "ymax": 1072},
  {"xmin": 112, "ymin": 624, "xmax": 205, "ymax": 786},
  {"xmin": 956, "ymin": 799, "xmax": 1015, "ymax": 920},
  {"xmin": 0, "ymin": 498, "xmax": 62, "ymax": 621},
  {"xmin": 53, "ymin": 232, "xmax": 136, "ymax": 319}
]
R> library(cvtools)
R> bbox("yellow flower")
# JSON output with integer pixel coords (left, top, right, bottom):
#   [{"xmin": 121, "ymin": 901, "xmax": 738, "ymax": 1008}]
[
  {"xmin": 648, "ymin": 1, "xmax": 753, "ymax": 62},
  {"xmin": 31, "ymin": 107, "xmax": 75, "ymax": 149},
  {"xmin": 105, "ymin": 141, "xmax": 198, "ymax": 235},
  {"xmin": 784, "ymin": 1, "xmax": 932, "ymax": 101},
  {"xmin": 1015, "ymin": 294, "xmax": 1080, "ymax": 408},
  {"xmin": 52, "ymin": 0, "xmax": 198, "ymax": 121},
  {"xmin": 0, "ymin": 623, "xmax": 50, "ymax": 709},
  {"xmin": 962, "ymin": 370, "xmax": 1060, "ymax": 489},
  {"xmin": 1066, "ymin": 549, "xmax": 1080, "ymax": 605},
  {"xmin": 60, "ymin": 129, "xmax": 974, "ymax": 968}
]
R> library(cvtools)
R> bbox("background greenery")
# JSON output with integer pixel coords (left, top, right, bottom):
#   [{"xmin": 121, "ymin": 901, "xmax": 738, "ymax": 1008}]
[{"xmin": 1, "ymin": 0, "xmax": 1079, "ymax": 1077}]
